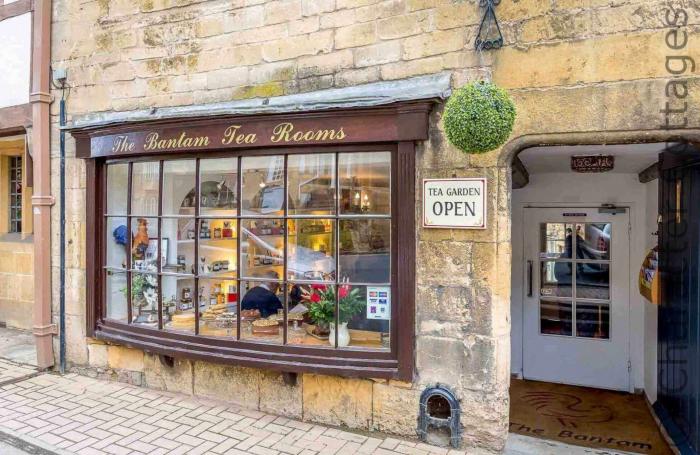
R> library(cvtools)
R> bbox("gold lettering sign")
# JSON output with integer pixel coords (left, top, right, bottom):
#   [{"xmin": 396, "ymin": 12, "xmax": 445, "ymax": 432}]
[{"xmin": 108, "ymin": 122, "xmax": 349, "ymax": 154}]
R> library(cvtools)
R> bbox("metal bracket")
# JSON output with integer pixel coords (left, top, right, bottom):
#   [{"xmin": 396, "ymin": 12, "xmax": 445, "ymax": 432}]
[{"xmin": 475, "ymin": 0, "xmax": 504, "ymax": 51}]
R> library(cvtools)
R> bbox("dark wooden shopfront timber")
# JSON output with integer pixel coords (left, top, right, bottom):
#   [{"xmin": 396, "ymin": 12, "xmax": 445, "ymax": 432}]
[{"xmin": 72, "ymin": 101, "xmax": 435, "ymax": 381}]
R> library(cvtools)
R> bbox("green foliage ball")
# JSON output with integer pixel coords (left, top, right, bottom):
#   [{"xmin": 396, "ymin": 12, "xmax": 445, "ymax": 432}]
[{"xmin": 443, "ymin": 81, "xmax": 516, "ymax": 154}]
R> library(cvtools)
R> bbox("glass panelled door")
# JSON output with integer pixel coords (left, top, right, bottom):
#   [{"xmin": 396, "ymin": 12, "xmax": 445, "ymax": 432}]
[{"xmin": 523, "ymin": 208, "xmax": 630, "ymax": 391}]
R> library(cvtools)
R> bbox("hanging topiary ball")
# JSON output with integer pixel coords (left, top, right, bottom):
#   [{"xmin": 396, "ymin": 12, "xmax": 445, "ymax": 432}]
[{"xmin": 443, "ymin": 81, "xmax": 516, "ymax": 154}]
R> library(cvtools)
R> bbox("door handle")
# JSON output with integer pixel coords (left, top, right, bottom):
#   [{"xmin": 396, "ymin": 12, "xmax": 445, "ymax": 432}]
[{"xmin": 527, "ymin": 260, "xmax": 533, "ymax": 297}]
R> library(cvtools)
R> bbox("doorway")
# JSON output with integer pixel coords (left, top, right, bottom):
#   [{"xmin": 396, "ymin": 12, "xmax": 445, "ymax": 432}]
[{"xmin": 522, "ymin": 207, "xmax": 630, "ymax": 391}]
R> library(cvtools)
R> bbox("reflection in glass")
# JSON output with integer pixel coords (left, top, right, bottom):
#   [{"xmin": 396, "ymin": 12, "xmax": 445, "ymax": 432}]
[
  {"xmin": 198, "ymin": 278, "xmax": 238, "ymax": 337},
  {"xmin": 287, "ymin": 219, "xmax": 335, "ymax": 281},
  {"xmin": 200, "ymin": 157, "xmax": 238, "ymax": 216},
  {"xmin": 161, "ymin": 217, "xmax": 194, "ymax": 275},
  {"xmin": 576, "ymin": 302, "xmax": 610, "ymax": 339},
  {"xmin": 240, "ymin": 219, "xmax": 284, "ymax": 279},
  {"xmin": 242, "ymin": 156, "xmax": 285, "ymax": 216},
  {"xmin": 540, "ymin": 299, "xmax": 572, "ymax": 336},
  {"xmin": 339, "ymin": 219, "xmax": 390, "ymax": 283},
  {"xmin": 162, "ymin": 276, "xmax": 195, "ymax": 332},
  {"xmin": 199, "ymin": 219, "xmax": 237, "ymax": 278},
  {"xmin": 576, "ymin": 263, "xmax": 610, "ymax": 300},
  {"xmin": 287, "ymin": 154, "xmax": 335, "ymax": 215},
  {"xmin": 339, "ymin": 152, "xmax": 390, "ymax": 215},
  {"xmin": 106, "ymin": 217, "xmax": 127, "ymax": 269},
  {"xmin": 540, "ymin": 223, "xmax": 573, "ymax": 259},
  {"xmin": 576, "ymin": 223, "xmax": 611, "ymax": 260},
  {"xmin": 540, "ymin": 261, "xmax": 573, "ymax": 298},
  {"xmin": 106, "ymin": 271, "xmax": 127, "ymax": 321},
  {"xmin": 131, "ymin": 161, "xmax": 160, "ymax": 216},
  {"xmin": 131, "ymin": 217, "xmax": 159, "ymax": 271},
  {"xmin": 106, "ymin": 164, "xmax": 128, "ymax": 215},
  {"xmin": 162, "ymin": 160, "xmax": 196, "ymax": 216},
  {"xmin": 131, "ymin": 272, "xmax": 159, "ymax": 326},
  {"xmin": 240, "ymin": 281, "xmax": 284, "ymax": 344}
]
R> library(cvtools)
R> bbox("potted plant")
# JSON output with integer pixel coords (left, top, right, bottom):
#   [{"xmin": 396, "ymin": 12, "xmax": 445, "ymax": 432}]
[{"xmin": 303, "ymin": 284, "xmax": 365, "ymax": 347}]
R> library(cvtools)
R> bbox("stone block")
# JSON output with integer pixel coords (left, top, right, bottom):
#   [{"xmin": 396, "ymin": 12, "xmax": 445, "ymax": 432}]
[
  {"xmin": 259, "ymin": 371, "xmax": 302, "ymax": 419},
  {"xmin": 206, "ymin": 67, "xmax": 249, "ymax": 90},
  {"xmin": 402, "ymin": 29, "xmax": 465, "ymax": 60},
  {"xmin": 354, "ymin": 41, "xmax": 401, "ymax": 68},
  {"xmin": 264, "ymin": 0, "xmax": 302, "ymax": 25},
  {"xmin": 261, "ymin": 30, "xmax": 333, "ymax": 62},
  {"xmin": 379, "ymin": 56, "xmax": 443, "ymax": 80},
  {"xmin": 372, "ymin": 382, "xmax": 420, "ymax": 436},
  {"xmin": 302, "ymin": 374, "xmax": 373, "ymax": 429},
  {"xmin": 298, "ymin": 50, "xmax": 354, "ymax": 78},
  {"xmin": 143, "ymin": 353, "xmax": 194, "ymax": 395},
  {"xmin": 107, "ymin": 345, "xmax": 145, "ymax": 372},
  {"xmin": 193, "ymin": 362, "xmax": 261, "ymax": 409},
  {"xmin": 87, "ymin": 343, "xmax": 108, "ymax": 368},
  {"xmin": 335, "ymin": 22, "xmax": 377, "ymax": 49},
  {"xmin": 301, "ymin": 0, "xmax": 334, "ymax": 16},
  {"xmin": 377, "ymin": 11, "xmax": 430, "ymax": 39},
  {"xmin": 416, "ymin": 240, "xmax": 472, "ymax": 287},
  {"xmin": 334, "ymin": 67, "xmax": 380, "ymax": 87}
]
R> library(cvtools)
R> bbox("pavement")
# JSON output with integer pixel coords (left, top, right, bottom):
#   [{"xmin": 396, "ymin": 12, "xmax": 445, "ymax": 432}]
[
  {"xmin": 0, "ymin": 356, "xmax": 630, "ymax": 455},
  {"xmin": 0, "ymin": 327, "xmax": 37, "ymax": 366}
]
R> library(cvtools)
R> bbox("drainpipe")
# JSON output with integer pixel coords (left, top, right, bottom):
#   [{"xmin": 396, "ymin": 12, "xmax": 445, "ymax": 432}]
[
  {"xmin": 29, "ymin": 0, "xmax": 55, "ymax": 369},
  {"xmin": 59, "ymin": 93, "xmax": 66, "ymax": 374}
]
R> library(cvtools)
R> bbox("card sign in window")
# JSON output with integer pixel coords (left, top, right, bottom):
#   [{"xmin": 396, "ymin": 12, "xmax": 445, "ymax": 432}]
[
  {"xmin": 423, "ymin": 178, "xmax": 487, "ymax": 229},
  {"xmin": 367, "ymin": 286, "xmax": 391, "ymax": 320}
]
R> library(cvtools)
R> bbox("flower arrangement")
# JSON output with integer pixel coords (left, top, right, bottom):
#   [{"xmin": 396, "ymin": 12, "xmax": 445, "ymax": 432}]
[
  {"xmin": 443, "ymin": 81, "xmax": 516, "ymax": 154},
  {"xmin": 303, "ymin": 283, "xmax": 365, "ymax": 327},
  {"xmin": 129, "ymin": 264, "xmax": 158, "ymax": 310}
]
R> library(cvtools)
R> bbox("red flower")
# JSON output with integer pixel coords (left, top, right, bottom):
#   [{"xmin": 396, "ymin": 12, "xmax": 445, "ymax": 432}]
[
  {"xmin": 310, "ymin": 293, "xmax": 321, "ymax": 303},
  {"xmin": 311, "ymin": 284, "xmax": 327, "ymax": 291},
  {"xmin": 338, "ymin": 285, "xmax": 349, "ymax": 298}
]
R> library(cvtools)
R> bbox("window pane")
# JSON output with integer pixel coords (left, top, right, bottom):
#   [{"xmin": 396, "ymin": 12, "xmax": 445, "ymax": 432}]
[
  {"xmin": 241, "ymin": 156, "xmax": 284, "ymax": 216},
  {"xmin": 131, "ymin": 162, "xmax": 160, "ymax": 216},
  {"xmin": 198, "ymin": 219, "xmax": 237, "ymax": 279},
  {"xmin": 339, "ymin": 219, "xmax": 390, "ymax": 283},
  {"xmin": 540, "ymin": 299, "xmax": 572, "ymax": 336},
  {"xmin": 131, "ymin": 271, "xmax": 158, "ymax": 326},
  {"xmin": 162, "ymin": 217, "xmax": 195, "ymax": 275},
  {"xmin": 131, "ymin": 217, "xmax": 159, "ymax": 271},
  {"xmin": 162, "ymin": 275, "xmax": 195, "ymax": 333},
  {"xmin": 341, "ymin": 284, "xmax": 389, "ymax": 350},
  {"xmin": 576, "ymin": 223, "xmax": 611, "ymax": 260},
  {"xmin": 200, "ymin": 157, "xmax": 238, "ymax": 216},
  {"xmin": 106, "ymin": 217, "xmax": 127, "ymax": 270},
  {"xmin": 106, "ymin": 163, "xmax": 128, "ymax": 215},
  {"xmin": 240, "ymin": 280, "xmax": 284, "ymax": 344},
  {"xmin": 105, "ymin": 270, "xmax": 127, "ymax": 322},
  {"xmin": 199, "ymin": 278, "xmax": 238, "ymax": 338},
  {"xmin": 287, "ymin": 154, "xmax": 335, "ymax": 216},
  {"xmin": 540, "ymin": 261, "xmax": 572, "ymax": 298},
  {"xmin": 287, "ymin": 219, "xmax": 335, "ymax": 282},
  {"xmin": 540, "ymin": 223, "xmax": 573, "ymax": 259},
  {"xmin": 576, "ymin": 302, "xmax": 610, "ymax": 339},
  {"xmin": 240, "ymin": 219, "xmax": 284, "ymax": 279},
  {"xmin": 339, "ymin": 152, "xmax": 390, "ymax": 215},
  {"xmin": 576, "ymin": 263, "xmax": 610, "ymax": 300},
  {"xmin": 162, "ymin": 160, "xmax": 195, "ymax": 216},
  {"xmin": 288, "ymin": 283, "xmax": 334, "ymax": 347}
]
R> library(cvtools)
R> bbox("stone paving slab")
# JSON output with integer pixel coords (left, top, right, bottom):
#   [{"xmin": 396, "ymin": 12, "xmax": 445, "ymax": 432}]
[{"xmin": 0, "ymin": 359, "xmax": 38, "ymax": 386}]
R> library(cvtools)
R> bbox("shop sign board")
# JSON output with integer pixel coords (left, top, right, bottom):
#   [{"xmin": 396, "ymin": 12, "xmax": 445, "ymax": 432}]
[{"xmin": 423, "ymin": 178, "xmax": 487, "ymax": 229}]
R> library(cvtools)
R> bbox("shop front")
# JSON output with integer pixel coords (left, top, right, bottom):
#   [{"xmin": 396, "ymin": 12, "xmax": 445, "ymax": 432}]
[{"xmin": 72, "ymin": 101, "xmax": 433, "ymax": 382}]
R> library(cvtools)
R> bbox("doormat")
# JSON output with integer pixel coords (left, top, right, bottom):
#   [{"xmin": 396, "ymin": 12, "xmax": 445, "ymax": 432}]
[{"xmin": 509, "ymin": 379, "xmax": 673, "ymax": 455}]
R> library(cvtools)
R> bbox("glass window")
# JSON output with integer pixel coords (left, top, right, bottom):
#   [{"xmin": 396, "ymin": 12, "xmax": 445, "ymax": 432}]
[
  {"xmin": 102, "ymin": 151, "xmax": 393, "ymax": 351},
  {"xmin": 9, "ymin": 156, "xmax": 22, "ymax": 233}
]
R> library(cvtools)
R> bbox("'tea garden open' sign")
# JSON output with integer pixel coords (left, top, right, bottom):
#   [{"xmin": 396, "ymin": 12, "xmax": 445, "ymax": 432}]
[{"xmin": 423, "ymin": 178, "xmax": 487, "ymax": 229}]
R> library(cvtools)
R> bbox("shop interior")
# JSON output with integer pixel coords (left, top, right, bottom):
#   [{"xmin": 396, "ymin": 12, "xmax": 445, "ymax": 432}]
[
  {"xmin": 103, "ymin": 152, "xmax": 393, "ymax": 350},
  {"xmin": 508, "ymin": 142, "xmax": 679, "ymax": 454}
]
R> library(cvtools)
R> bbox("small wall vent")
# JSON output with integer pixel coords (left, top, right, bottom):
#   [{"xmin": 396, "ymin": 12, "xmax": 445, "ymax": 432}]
[{"xmin": 417, "ymin": 384, "xmax": 462, "ymax": 448}]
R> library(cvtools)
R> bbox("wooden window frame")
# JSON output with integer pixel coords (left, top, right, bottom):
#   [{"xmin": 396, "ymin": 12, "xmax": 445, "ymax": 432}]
[{"xmin": 74, "ymin": 101, "xmax": 434, "ymax": 380}]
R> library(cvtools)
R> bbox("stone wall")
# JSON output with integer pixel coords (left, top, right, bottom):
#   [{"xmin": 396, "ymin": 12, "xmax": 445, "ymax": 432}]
[
  {"xmin": 0, "ymin": 240, "xmax": 34, "ymax": 331},
  {"xmin": 50, "ymin": 0, "xmax": 700, "ymax": 452}
]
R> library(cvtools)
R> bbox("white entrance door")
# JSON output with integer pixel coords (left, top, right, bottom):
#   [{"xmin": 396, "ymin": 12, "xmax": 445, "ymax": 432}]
[{"xmin": 522, "ymin": 207, "xmax": 631, "ymax": 391}]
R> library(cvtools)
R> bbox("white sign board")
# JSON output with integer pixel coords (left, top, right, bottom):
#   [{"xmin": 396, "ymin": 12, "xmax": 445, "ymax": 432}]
[
  {"xmin": 366, "ymin": 286, "xmax": 390, "ymax": 320},
  {"xmin": 423, "ymin": 178, "xmax": 487, "ymax": 229},
  {"xmin": 0, "ymin": 13, "xmax": 31, "ymax": 108}
]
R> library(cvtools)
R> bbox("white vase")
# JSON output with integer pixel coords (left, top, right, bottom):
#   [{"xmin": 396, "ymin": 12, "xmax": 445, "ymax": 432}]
[{"xmin": 329, "ymin": 322, "xmax": 350, "ymax": 347}]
